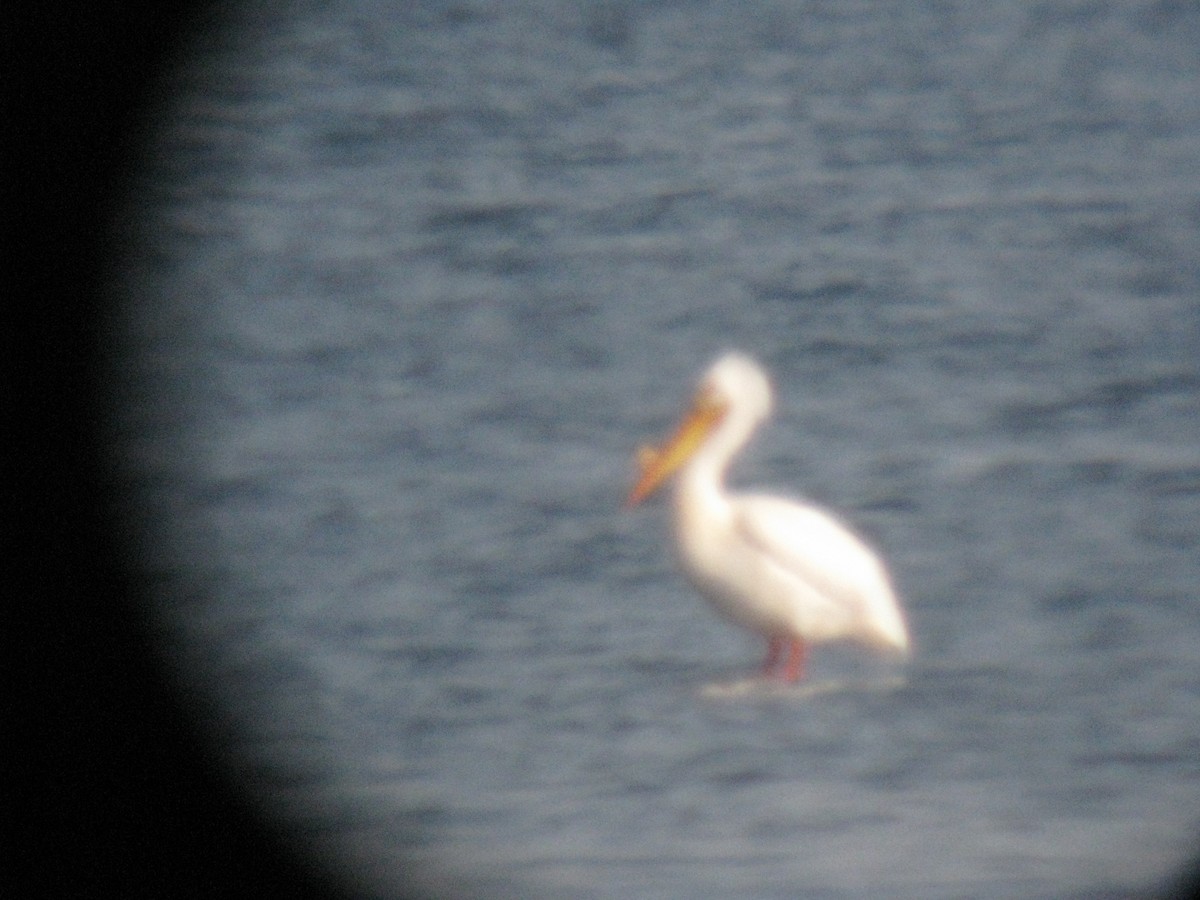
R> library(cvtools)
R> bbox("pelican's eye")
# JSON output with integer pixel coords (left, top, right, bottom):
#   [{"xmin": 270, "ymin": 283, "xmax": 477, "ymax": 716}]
[{"xmin": 694, "ymin": 385, "xmax": 726, "ymax": 416}]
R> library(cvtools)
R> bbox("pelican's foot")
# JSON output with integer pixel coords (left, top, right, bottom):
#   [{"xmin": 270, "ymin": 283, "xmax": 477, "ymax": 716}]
[{"xmin": 761, "ymin": 636, "xmax": 807, "ymax": 682}]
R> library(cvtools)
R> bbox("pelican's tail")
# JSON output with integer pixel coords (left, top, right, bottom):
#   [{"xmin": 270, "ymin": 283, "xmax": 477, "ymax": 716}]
[{"xmin": 864, "ymin": 585, "xmax": 911, "ymax": 658}]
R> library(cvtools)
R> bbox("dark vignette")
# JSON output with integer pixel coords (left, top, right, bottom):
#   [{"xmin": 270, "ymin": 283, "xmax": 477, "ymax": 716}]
[{"xmin": 8, "ymin": 3, "xmax": 370, "ymax": 897}]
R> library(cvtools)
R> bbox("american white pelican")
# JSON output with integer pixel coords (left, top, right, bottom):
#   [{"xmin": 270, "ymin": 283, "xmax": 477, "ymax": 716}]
[{"xmin": 626, "ymin": 352, "xmax": 910, "ymax": 681}]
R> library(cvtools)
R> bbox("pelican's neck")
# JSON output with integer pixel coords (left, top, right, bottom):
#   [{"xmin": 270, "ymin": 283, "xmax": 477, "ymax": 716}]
[{"xmin": 674, "ymin": 402, "xmax": 762, "ymax": 515}]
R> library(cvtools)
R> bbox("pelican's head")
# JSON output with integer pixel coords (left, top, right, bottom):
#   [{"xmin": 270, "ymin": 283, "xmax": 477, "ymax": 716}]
[
  {"xmin": 625, "ymin": 352, "xmax": 774, "ymax": 507},
  {"xmin": 703, "ymin": 352, "xmax": 773, "ymax": 424}
]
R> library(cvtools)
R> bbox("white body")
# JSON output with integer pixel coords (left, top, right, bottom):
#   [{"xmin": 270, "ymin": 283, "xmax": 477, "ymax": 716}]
[
  {"xmin": 674, "ymin": 487, "xmax": 908, "ymax": 651},
  {"xmin": 630, "ymin": 352, "xmax": 909, "ymax": 659}
]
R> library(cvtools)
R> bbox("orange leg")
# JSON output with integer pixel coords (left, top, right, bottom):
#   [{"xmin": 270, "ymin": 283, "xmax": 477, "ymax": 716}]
[
  {"xmin": 782, "ymin": 637, "xmax": 807, "ymax": 682},
  {"xmin": 762, "ymin": 635, "xmax": 784, "ymax": 676}
]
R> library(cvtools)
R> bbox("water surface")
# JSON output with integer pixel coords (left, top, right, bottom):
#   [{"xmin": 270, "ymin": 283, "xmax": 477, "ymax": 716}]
[{"xmin": 109, "ymin": 1, "xmax": 1200, "ymax": 896}]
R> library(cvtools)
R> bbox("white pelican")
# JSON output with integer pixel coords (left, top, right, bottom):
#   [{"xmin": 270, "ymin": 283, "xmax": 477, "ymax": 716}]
[{"xmin": 626, "ymin": 352, "xmax": 910, "ymax": 681}]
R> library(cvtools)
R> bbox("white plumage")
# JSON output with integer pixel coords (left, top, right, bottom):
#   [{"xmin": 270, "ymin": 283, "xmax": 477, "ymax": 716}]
[{"xmin": 626, "ymin": 352, "xmax": 909, "ymax": 681}]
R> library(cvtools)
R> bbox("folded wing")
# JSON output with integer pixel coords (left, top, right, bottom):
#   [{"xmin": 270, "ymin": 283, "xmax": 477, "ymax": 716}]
[{"xmin": 732, "ymin": 494, "xmax": 909, "ymax": 653}]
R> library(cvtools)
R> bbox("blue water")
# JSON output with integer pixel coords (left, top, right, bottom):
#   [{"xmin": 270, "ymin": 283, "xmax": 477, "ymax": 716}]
[{"xmin": 108, "ymin": 1, "xmax": 1200, "ymax": 897}]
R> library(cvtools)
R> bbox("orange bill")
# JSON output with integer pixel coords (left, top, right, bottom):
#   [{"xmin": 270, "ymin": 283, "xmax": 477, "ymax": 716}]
[
  {"xmin": 636, "ymin": 444, "xmax": 661, "ymax": 473},
  {"xmin": 625, "ymin": 391, "xmax": 727, "ymax": 507}
]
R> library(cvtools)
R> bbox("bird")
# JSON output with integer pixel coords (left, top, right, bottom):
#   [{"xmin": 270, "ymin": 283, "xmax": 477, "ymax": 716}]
[{"xmin": 625, "ymin": 351, "xmax": 910, "ymax": 682}]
